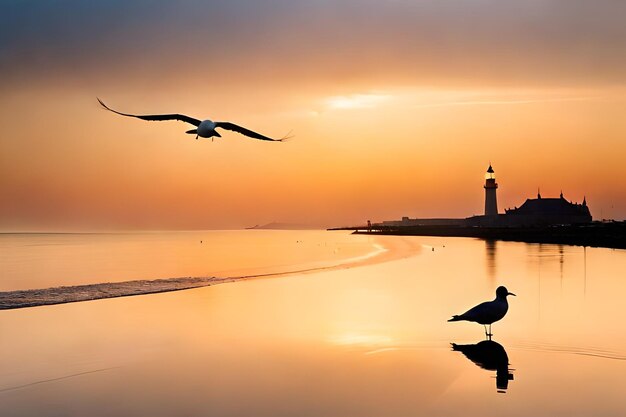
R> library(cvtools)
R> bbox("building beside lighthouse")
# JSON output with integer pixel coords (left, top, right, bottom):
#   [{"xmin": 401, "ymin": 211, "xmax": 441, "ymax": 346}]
[
  {"xmin": 379, "ymin": 164, "xmax": 592, "ymax": 228},
  {"xmin": 501, "ymin": 191, "xmax": 591, "ymax": 226},
  {"xmin": 467, "ymin": 165, "xmax": 591, "ymax": 226}
]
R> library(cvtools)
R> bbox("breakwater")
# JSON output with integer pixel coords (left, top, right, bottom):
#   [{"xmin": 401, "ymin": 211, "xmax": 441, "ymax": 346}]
[{"xmin": 331, "ymin": 222, "xmax": 626, "ymax": 249}]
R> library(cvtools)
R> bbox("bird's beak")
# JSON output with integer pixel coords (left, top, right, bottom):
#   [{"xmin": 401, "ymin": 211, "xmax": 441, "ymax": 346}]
[{"xmin": 508, "ymin": 292, "xmax": 516, "ymax": 296}]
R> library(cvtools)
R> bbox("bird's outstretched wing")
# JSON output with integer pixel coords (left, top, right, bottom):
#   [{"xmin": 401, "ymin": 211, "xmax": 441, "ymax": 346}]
[
  {"xmin": 97, "ymin": 98, "xmax": 201, "ymax": 126},
  {"xmin": 215, "ymin": 122, "xmax": 291, "ymax": 142}
]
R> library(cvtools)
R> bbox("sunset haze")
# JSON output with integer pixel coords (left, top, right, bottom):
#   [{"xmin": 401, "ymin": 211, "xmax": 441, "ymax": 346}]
[{"xmin": 2, "ymin": 0, "xmax": 625, "ymax": 230}]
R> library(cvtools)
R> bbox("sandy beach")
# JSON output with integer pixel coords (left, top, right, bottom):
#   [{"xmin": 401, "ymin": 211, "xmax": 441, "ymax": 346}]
[{"xmin": 0, "ymin": 232, "xmax": 420, "ymax": 309}]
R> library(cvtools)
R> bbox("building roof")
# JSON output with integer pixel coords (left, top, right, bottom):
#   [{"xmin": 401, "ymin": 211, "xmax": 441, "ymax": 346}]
[
  {"xmin": 487, "ymin": 164, "xmax": 494, "ymax": 173},
  {"xmin": 506, "ymin": 196, "xmax": 591, "ymax": 217}
]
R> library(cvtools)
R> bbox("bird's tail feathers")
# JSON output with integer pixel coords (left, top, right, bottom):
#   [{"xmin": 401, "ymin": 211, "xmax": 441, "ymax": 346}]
[
  {"xmin": 186, "ymin": 129, "xmax": 198, "ymax": 135},
  {"xmin": 448, "ymin": 315, "xmax": 463, "ymax": 322}
]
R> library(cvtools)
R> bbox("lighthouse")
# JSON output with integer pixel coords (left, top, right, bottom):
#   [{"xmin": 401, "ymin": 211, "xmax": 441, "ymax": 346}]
[{"xmin": 484, "ymin": 164, "xmax": 498, "ymax": 216}]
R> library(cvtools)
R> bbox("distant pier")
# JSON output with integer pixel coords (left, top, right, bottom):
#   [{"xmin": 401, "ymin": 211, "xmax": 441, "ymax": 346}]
[{"xmin": 329, "ymin": 222, "xmax": 626, "ymax": 250}]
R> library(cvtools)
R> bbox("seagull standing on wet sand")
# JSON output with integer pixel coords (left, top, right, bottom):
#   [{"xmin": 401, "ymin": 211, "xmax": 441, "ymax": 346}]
[
  {"xmin": 448, "ymin": 286, "xmax": 516, "ymax": 338},
  {"xmin": 97, "ymin": 98, "xmax": 291, "ymax": 142}
]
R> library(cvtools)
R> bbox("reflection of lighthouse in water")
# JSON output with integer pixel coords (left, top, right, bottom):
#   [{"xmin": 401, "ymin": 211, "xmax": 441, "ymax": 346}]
[
  {"xmin": 485, "ymin": 240, "xmax": 497, "ymax": 285},
  {"xmin": 484, "ymin": 164, "xmax": 498, "ymax": 216}
]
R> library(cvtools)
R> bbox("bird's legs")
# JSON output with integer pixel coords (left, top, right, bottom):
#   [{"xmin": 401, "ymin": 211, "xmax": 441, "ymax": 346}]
[{"xmin": 484, "ymin": 324, "xmax": 493, "ymax": 340}]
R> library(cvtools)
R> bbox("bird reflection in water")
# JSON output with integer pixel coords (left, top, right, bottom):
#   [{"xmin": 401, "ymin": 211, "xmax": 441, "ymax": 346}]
[{"xmin": 451, "ymin": 339, "xmax": 514, "ymax": 393}]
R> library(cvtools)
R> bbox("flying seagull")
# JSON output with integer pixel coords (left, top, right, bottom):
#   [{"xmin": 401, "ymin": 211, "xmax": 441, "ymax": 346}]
[
  {"xmin": 97, "ymin": 98, "xmax": 290, "ymax": 142},
  {"xmin": 448, "ymin": 286, "xmax": 516, "ymax": 338}
]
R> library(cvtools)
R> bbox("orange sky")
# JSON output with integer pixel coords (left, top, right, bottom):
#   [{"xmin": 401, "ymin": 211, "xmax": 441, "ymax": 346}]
[{"xmin": 1, "ymin": 1, "xmax": 626, "ymax": 230}]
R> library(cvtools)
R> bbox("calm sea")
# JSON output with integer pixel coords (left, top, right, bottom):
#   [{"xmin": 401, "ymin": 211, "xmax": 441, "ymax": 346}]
[
  {"xmin": 0, "ymin": 230, "xmax": 378, "ymax": 292},
  {"xmin": 0, "ymin": 231, "xmax": 625, "ymax": 416}
]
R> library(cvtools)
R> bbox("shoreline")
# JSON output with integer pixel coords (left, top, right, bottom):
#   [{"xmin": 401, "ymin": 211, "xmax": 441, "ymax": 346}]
[{"xmin": 0, "ymin": 235, "xmax": 421, "ymax": 310}]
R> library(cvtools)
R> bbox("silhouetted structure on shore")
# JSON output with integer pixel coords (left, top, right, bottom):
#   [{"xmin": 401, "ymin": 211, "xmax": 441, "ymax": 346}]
[
  {"xmin": 329, "ymin": 165, "xmax": 626, "ymax": 249},
  {"xmin": 380, "ymin": 165, "xmax": 592, "ymax": 228},
  {"xmin": 484, "ymin": 164, "xmax": 498, "ymax": 216},
  {"xmin": 502, "ymin": 192, "xmax": 591, "ymax": 224}
]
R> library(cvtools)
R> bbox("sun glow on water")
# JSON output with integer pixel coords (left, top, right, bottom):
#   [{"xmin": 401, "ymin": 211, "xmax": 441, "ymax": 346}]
[{"xmin": 329, "ymin": 332, "xmax": 394, "ymax": 347}]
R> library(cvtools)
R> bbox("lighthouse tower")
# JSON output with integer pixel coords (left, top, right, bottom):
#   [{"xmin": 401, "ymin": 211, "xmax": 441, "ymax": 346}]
[{"xmin": 484, "ymin": 164, "xmax": 498, "ymax": 216}]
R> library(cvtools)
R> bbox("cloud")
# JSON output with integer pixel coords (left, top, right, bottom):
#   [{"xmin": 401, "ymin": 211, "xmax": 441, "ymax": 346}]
[
  {"xmin": 326, "ymin": 93, "xmax": 392, "ymax": 110},
  {"xmin": 413, "ymin": 95, "xmax": 604, "ymax": 109},
  {"xmin": 2, "ymin": 1, "xmax": 626, "ymax": 90}
]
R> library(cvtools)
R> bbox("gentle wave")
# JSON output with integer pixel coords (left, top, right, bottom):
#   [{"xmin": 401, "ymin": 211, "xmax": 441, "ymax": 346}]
[
  {"xmin": 0, "ymin": 236, "xmax": 420, "ymax": 310},
  {"xmin": 0, "ymin": 262, "xmax": 364, "ymax": 310},
  {"xmin": 362, "ymin": 341, "xmax": 626, "ymax": 362},
  {"xmin": 0, "ymin": 277, "xmax": 233, "ymax": 310},
  {"xmin": 512, "ymin": 341, "xmax": 626, "ymax": 361}
]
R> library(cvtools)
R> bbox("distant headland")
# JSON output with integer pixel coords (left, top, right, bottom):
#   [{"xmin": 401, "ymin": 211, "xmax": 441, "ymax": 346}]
[
  {"xmin": 331, "ymin": 165, "xmax": 626, "ymax": 250},
  {"xmin": 247, "ymin": 222, "xmax": 319, "ymax": 230}
]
